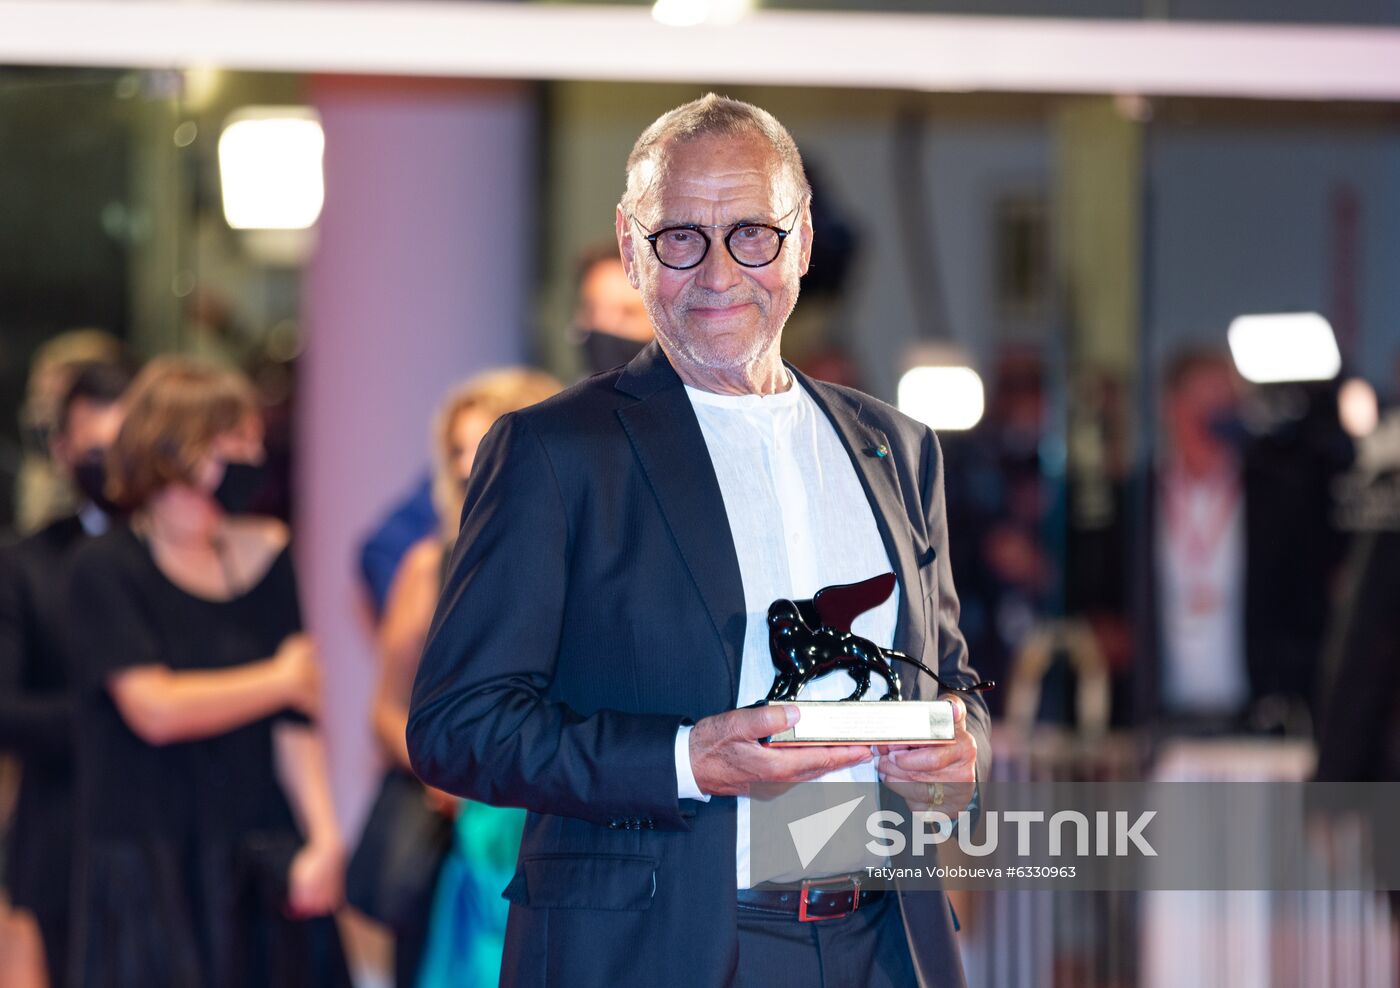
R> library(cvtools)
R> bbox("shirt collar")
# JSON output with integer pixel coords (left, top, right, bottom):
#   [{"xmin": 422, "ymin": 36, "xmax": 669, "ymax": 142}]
[{"xmin": 683, "ymin": 369, "xmax": 801, "ymax": 410}]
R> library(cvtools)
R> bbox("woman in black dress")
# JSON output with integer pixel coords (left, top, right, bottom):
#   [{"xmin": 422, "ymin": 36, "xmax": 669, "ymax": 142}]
[{"xmin": 67, "ymin": 357, "xmax": 349, "ymax": 987}]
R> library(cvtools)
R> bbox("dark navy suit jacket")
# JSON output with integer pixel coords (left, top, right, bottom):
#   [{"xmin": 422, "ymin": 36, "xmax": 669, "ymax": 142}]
[{"xmin": 407, "ymin": 343, "xmax": 991, "ymax": 988}]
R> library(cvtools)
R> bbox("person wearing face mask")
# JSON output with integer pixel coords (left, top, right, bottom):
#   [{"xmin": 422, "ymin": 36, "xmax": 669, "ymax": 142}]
[
  {"xmin": 1140, "ymin": 350, "xmax": 1253, "ymax": 734},
  {"xmin": 569, "ymin": 243, "xmax": 655, "ymax": 377},
  {"xmin": 1135, "ymin": 349, "xmax": 1341, "ymax": 738},
  {"xmin": 64, "ymin": 357, "xmax": 349, "ymax": 987},
  {"xmin": 355, "ymin": 368, "xmax": 559, "ymax": 987},
  {"xmin": 0, "ymin": 360, "xmax": 130, "ymax": 988},
  {"xmin": 9, "ymin": 330, "xmax": 126, "ymax": 537}
]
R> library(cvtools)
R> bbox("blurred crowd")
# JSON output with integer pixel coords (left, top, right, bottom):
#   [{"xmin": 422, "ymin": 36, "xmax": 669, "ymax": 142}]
[
  {"xmin": 0, "ymin": 246, "xmax": 650, "ymax": 987},
  {"xmin": 2, "ymin": 236, "xmax": 1397, "ymax": 987}
]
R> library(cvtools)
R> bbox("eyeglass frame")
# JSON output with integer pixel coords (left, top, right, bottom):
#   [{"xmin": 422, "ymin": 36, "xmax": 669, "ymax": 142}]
[{"xmin": 629, "ymin": 198, "xmax": 806, "ymax": 271}]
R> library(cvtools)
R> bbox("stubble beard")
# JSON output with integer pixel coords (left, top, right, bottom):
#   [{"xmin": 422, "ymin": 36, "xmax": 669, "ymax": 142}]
[{"xmin": 649, "ymin": 282, "xmax": 800, "ymax": 377}]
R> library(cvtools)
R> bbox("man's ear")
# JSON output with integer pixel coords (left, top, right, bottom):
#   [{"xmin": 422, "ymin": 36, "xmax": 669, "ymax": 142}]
[
  {"xmin": 615, "ymin": 205, "xmax": 640, "ymax": 290},
  {"xmin": 796, "ymin": 200, "xmax": 814, "ymax": 277}
]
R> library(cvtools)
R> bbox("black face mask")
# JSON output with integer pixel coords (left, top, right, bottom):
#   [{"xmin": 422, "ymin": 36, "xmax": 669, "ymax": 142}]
[
  {"xmin": 212, "ymin": 460, "xmax": 267, "ymax": 515},
  {"xmin": 580, "ymin": 330, "xmax": 647, "ymax": 375},
  {"xmin": 1207, "ymin": 409, "xmax": 1249, "ymax": 449},
  {"xmin": 72, "ymin": 451, "xmax": 117, "ymax": 514}
]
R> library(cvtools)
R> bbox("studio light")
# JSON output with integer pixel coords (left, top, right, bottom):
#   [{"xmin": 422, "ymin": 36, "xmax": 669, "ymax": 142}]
[
  {"xmin": 218, "ymin": 107, "xmax": 324, "ymax": 231},
  {"xmin": 897, "ymin": 364, "xmax": 986, "ymax": 432},
  {"xmin": 1226, "ymin": 311, "xmax": 1341, "ymax": 384}
]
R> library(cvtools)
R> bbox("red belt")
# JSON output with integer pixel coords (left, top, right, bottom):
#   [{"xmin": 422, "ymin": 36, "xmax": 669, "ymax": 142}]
[{"xmin": 737, "ymin": 875, "xmax": 884, "ymax": 922}]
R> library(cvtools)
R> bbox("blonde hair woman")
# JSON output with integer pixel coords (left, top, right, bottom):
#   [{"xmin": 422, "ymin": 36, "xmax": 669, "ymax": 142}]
[{"xmin": 365, "ymin": 367, "xmax": 560, "ymax": 986}]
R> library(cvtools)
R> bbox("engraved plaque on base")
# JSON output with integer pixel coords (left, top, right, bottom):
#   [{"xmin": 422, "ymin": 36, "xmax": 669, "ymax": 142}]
[{"xmin": 762, "ymin": 700, "xmax": 955, "ymax": 746}]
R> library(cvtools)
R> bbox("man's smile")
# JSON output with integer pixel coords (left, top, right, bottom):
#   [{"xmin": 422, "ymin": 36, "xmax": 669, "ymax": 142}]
[{"xmin": 688, "ymin": 302, "xmax": 755, "ymax": 319}]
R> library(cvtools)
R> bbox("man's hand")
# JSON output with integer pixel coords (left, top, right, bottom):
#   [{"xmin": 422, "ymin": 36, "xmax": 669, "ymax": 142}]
[
  {"xmin": 876, "ymin": 694, "xmax": 978, "ymax": 814},
  {"xmin": 689, "ymin": 704, "xmax": 874, "ymax": 797}
]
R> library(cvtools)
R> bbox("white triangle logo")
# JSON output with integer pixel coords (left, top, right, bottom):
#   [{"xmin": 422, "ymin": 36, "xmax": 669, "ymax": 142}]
[{"xmin": 787, "ymin": 796, "xmax": 866, "ymax": 869}]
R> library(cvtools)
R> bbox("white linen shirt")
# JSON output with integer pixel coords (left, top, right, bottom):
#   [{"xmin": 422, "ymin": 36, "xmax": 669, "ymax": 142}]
[{"xmin": 672, "ymin": 370, "xmax": 898, "ymax": 889}]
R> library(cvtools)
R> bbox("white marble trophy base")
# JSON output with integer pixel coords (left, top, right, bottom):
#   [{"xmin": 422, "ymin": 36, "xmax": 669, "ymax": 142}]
[{"xmin": 762, "ymin": 700, "xmax": 955, "ymax": 746}]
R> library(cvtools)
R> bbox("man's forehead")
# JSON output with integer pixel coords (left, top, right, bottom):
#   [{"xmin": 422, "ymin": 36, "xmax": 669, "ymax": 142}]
[{"xmin": 637, "ymin": 135, "xmax": 793, "ymax": 221}]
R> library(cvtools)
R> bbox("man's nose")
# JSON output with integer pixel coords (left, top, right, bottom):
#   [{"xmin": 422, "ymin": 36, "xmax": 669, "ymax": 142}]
[{"xmin": 693, "ymin": 239, "xmax": 743, "ymax": 293}]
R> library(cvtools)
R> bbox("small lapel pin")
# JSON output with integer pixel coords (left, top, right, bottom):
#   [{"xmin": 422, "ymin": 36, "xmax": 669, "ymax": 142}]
[{"xmin": 864, "ymin": 443, "xmax": 889, "ymax": 459}]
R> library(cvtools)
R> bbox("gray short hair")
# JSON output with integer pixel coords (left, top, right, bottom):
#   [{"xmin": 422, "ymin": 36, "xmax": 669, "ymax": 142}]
[{"xmin": 620, "ymin": 93, "xmax": 811, "ymax": 216}]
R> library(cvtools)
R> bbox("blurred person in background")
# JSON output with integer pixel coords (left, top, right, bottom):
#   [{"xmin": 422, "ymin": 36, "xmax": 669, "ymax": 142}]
[
  {"xmin": 1316, "ymin": 395, "xmax": 1400, "ymax": 787},
  {"xmin": 1316, "ymin": 529, "xmax": 1400, "ymax": 785},
  {"xmin": 1135, "ymin": 349, "xmax": 1343, "ymax": 738},
  {"xmin": 1314, "ymin": 418, "xmax": 1400, "ymax": 919},
  {"xmin": 569, "ymin": 243, "xmax": 654, "ymax": 377},
  {"xmin": 10, "ymin": 330, "xmax": 125, "ymax": 536},
  {"xmin": 1137, "ymin": 350, "xmax": 1251, "ymax": 734},
  {"xmin": 358, "ymin": 477, "xmax": 437, "ymax": 625},
  {"xmin": 358, "ymin": 368, "xmax": 560, "ymax": 987},
  {"xmin": 0, "ymin": 360, "xmax": 130, "ymax": 988},
  {"xmin": 66, "ymin": 357, "xmax": 349, "ymax": 987}
]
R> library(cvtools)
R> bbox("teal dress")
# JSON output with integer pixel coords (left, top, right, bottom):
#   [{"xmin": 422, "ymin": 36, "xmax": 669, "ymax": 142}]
[
  {"xmin": 415, "ymin": 800, "xmax": 525, "ymax": 986},
  {"xmin": 415, "ymin": 537, "xmax": 525, "ymax": 986}
]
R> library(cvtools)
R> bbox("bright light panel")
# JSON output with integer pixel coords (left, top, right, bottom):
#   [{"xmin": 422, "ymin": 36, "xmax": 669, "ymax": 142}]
[
  {"xmin": 1227, "ymin": 312, "xmax": 1341, "ymax": 384},
  {"xmin": 219, "ymin": 109, "xmax": 324, "ymax": 230},
  {"xmin": 897, "ymin": 366, "xmax": 986, "ymax": 431}
]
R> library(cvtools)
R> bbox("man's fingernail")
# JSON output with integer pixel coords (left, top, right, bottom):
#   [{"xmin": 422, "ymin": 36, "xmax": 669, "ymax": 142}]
[{"xmin": 784, "ymin": 705, "xmax": 800, "ymax": 726}]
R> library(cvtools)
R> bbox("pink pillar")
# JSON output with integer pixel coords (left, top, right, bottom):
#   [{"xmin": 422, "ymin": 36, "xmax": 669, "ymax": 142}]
[{"xmin": 298, "ymin": 76, "xmax": 534, "ymax": 834}]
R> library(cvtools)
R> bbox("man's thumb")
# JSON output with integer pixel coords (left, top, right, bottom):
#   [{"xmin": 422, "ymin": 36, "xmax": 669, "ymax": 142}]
[{"xmin": 741, "ymin": 703, "xmax": 799, "ymax": 739}]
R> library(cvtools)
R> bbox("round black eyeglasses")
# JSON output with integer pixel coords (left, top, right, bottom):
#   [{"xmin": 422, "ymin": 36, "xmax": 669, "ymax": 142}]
[{"xmin": 631, "ymin": 201, "xmax": 802, "ymax": 271}]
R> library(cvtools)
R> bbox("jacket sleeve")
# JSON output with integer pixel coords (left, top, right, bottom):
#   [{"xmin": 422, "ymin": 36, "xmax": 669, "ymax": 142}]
[
  {"xmin": 407, "ymin": 412, "xmax": 690, "ymax": 830},
  {"xmin": 0, "ymin": 546, "xmax": 72, "ymax": 763},
  {"xmin": 919, "ymin": 427, "xmax": 993, "ymax": 793}
]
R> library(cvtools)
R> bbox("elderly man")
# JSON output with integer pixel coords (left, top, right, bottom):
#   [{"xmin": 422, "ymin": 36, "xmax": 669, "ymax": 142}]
[{"xmin": 408, "ymin": 94, "xmax": 991, "ymax": 988}]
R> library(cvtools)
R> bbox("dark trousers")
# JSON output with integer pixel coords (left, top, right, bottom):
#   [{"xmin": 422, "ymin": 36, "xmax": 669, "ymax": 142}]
[{"xmin": 734, "ymin": 895, "xmax": 918, "ymax": 988}]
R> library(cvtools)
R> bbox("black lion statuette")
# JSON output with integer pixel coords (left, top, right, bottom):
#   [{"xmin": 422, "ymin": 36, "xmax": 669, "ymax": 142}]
[{"xmin": 765, "ymin": 572, "xmax": 996, "ymax": 702}]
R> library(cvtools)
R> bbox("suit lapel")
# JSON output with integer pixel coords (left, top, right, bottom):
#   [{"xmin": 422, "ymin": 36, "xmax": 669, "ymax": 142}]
[
  {"xmin": 616, "ymin": 345, "xmax": 745, "ymax": 701},
  {"xmin": 794, "ymin": 369, "xmax": 923, "ymax": 694}
]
